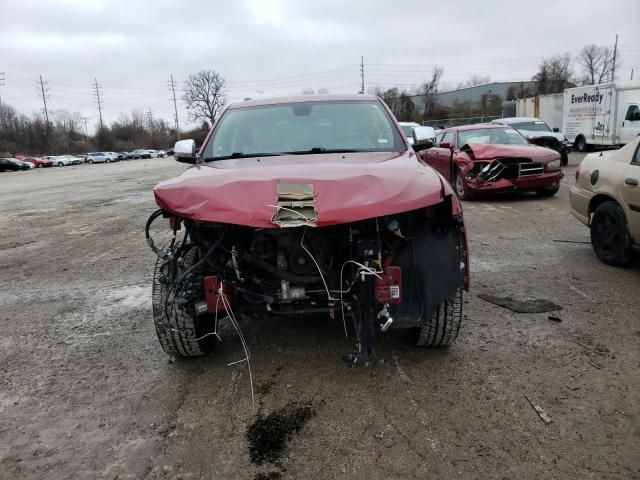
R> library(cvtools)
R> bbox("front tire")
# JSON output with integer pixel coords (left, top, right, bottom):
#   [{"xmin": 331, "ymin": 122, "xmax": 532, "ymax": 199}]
[
  {"xmin": 453, "ymin": 169, "xmax": 473, "ymax": 201},
  {"xmin": 590, "ymin": 202, "xmax": 633, "ymax": 267},
  {"xmin": 152, "ymin": 253, "xmax": 216, "ymax": 357},
  {"xmin": 57, "ymin": 161, "xmax": 64, "ymax": 167},
  {"xmin": 576, "ymin": 135, "xmax": 589, "ymax": 152},
  {"xmin": 561, "ymin": 152, "xmax": 568, "ymax": 166},
  {"xmin": 417, "ymin": 288, "xmax": 463, "ymax": 347}
]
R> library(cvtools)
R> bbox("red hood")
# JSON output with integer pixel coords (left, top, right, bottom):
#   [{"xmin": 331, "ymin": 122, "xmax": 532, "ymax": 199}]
[
  {"xmin": 153, "ymin": 151, "xmax": 449, "ymax": 228},
  {"xmin": 462, "ymin": 143, "xmax": 558, "ymax": 161}
]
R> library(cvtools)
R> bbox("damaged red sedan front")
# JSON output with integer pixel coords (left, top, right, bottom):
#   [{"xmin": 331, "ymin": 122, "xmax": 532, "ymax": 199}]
[
  {"xmin": 146, "ymin": 95, "xmax": 469, "ymax": 364},
  {"xmin": 419, "ymin": 124, "xmax": 563, "ymax": 200}
]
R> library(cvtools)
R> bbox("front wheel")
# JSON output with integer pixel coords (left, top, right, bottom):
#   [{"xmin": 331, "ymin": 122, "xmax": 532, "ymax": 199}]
[
  {"xmin": 561, "ymin": 153, "xmax": 568, "ymax": 166},
  {"xmin": 576, "ymin": 136, "xmax": 589, "ymax": 152},
  {"xmin": 152, "ymin": 253, "xmax": 217, "ymax": 357},
  {"xmin": 57, "ymin": 162, "xmax": 64, "ymax": 167},
  {"xmin": 88, "ymin": 159, "xmax": 94, "ymax": 164},
  {"xmin": 454, "ymin": 169, "xmax": 473, "ymax": 200},
  {"xmin": 590, "ymin": 202, "xmax": 633, "ymax": 267},
  {"xmin": 417, "ymin": 288, "xmax": 463, "ymax": 347}
]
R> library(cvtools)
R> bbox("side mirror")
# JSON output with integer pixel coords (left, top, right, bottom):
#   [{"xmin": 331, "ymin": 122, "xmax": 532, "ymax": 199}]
[
  {"xmin": 413, "ymin": 126, "xmax": 436, "ymax": 144},
  {"xmin": 552, "ymin": 127, "xmax": 560, "ymax": 132},
  {"xmin": 439, "ymin": 141, "xmax": 451, "ymax": 149},
  {"xmin": 173, "ymin": 139, "xmax": 197, "ymax": 164}
]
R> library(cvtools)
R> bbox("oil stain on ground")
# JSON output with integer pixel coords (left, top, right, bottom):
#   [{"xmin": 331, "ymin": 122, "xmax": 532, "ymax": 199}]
[{"xmin": 246, "ymin": 401, "xmax": 314, "ymax": 466}]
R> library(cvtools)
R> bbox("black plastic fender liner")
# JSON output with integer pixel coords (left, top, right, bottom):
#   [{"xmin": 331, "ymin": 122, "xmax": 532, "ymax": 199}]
[{"xmin": 388, "ymin": 215, "xmax": 465, "ymax": 329}]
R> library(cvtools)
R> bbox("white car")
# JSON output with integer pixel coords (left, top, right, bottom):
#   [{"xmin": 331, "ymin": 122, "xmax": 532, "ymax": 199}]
[
  {"xmin": 399, "ymin": 122, "xmax": 422, "ymax": 145},
  {"xmin": 147, "ymin": 150, "xmax": 158, "ymax": 158},
  {"xmin": 491, "ymin": 117, "xmax": 572, "ymax": 165},
  {"xmin": 156, "ymin": 150, "xmax": 166, "ymax": 158},
  {"xmin": 86, "ymin": 152, "xmax": 114, "ymax": 164},
  {"xmin": 51, "ymin": 155, "xmax": 77, "ymax": 167}
]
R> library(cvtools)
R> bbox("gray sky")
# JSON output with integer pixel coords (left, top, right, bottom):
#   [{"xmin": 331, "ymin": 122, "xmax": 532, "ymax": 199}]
[{"xmin": 1, "ymin": 0, "xmax": 638, "ymax": 132}]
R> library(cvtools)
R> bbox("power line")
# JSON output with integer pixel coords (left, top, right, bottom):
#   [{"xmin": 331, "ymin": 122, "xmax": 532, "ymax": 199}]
[
  {"xmin": 92, "ymin": 78, "xmax": 104, "ymax": 132},
  {"xmin": 38, "ymin": 75, "xmax": 50, "ymax": 125},
  {"xmin": 168, "ymin": 74, "xmax": 180, "ymax": 139}
]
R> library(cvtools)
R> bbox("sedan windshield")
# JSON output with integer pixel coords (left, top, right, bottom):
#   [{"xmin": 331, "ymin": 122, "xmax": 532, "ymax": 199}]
[
  {"xmin": 511, "ymin": 121, "xmax": 552, "ymax": 133},
  {"xmin": 204, "ymin": 100, "xmax": 405, "ymax": 160},
  {"xmin": 457, "ymin": 127, "xmax": 528, "ymax": 146}
]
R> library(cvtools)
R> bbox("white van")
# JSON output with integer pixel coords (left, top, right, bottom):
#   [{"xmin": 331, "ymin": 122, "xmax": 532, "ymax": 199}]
[{"xmin": 562, "ymin": 81, "xmax": 640, "ymax": 151}]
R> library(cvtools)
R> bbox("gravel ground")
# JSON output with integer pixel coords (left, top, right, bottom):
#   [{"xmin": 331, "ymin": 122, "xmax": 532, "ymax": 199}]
[{"xmin": 0, "ymin": 153, "xmax": 639, "ymax": 480}]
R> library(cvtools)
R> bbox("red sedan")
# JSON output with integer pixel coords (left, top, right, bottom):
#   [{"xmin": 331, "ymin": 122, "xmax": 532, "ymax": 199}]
[
  {"xmin": 418, "ymin": 124, "xmax": 563, "ymax": 199},
  {"xmin": 23, "ymin": 156, "xmax": 53, "ymax": 168}
]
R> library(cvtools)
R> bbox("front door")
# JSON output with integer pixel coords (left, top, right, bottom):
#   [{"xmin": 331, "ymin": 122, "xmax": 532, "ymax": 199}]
[
  {"xmin": 620, "ymin": 104, "xmax": 640, "ymax": 145},
  {"xmin": 621, "ymin": 143, "xmax": 640, "ymax": 243}
]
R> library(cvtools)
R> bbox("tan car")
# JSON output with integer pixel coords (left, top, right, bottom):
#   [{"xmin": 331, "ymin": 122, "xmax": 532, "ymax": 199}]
[{"xmin": 570, "ymin": 136, "xmax": 640, "ymax": 266}]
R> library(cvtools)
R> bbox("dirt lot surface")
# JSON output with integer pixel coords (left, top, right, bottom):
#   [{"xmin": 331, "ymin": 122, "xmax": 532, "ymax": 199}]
[{"xmin": 1, "ymin": 154, "xmax": 639, "ymax": 480}]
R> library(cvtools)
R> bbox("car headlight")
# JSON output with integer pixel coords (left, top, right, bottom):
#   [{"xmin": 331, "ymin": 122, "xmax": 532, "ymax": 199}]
[{"xmin": 546, "ymin": 159, "xmax": 562, "ymax": 171}]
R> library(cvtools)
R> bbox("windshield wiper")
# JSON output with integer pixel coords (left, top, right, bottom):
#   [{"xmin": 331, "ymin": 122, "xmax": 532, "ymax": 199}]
[
  {"xmin": 285, "ymin": 147, "xmax": 360, "ymax": 155},
  {"xmin": 205, "ymin": 152, "xmax": 284, "ymax": 161}
]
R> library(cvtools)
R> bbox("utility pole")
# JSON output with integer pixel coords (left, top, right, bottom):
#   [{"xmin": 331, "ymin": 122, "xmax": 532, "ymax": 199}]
[
  {"xmin": 611, "ymin": 34, "xmax": 618, "ymax": 82},
  {"xmin": 359, "ymin": 56, "xmax": 365, "ymax": 94},
  {"xmin": 92, "ymin": 78, "xmax": 104, "ymax": 132},
  {"xmin": 631, "ymin": 69, "xmax": 634, "ymax": 81},
  {"xmin": 81, "ymin": 116, "xmax": 89, "ymax": 138},
  {"xmin": 38, "ymin": 75, "xmax": 50, "ymax": 125},
  {"xmin": 168, "ymin": 74, "xmax": 180, "ymax": 139},
  {"xmin": 146, "ymin": 107, "xmax": 154, "ymax": 128},
  {"xmin": 0, "ymin": 72, "xmax": 5, "ymax": 109}
]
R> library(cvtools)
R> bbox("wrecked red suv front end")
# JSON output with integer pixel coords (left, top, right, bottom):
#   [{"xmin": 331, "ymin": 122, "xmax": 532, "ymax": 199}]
[{"xmin": 147, "ymin": 95, "xmax": 469, "ymax": 364}]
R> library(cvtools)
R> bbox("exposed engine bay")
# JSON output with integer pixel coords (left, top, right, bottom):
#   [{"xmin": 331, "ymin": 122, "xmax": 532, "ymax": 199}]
[{"xmin": 146, "ymin": 196, "xmax": 468, "ymax": 365}]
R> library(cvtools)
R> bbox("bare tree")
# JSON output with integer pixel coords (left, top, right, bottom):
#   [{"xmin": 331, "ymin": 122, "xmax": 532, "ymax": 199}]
[
  {"xmin": 317, "ymin": 87, "xmax": 330, "ymax": 95},
  {"xmin": 532, "ymin": 54, "xmax": 574, "ymax": 94},
  {"xmin": 301, "ymin": 88, "xmax": 315, "ymax": 95},
  {"xmin": 577, "ymin": 44, "xmax": 620, "ymax": 85},
  {"xmin": 182, "ymin": 70, "xmax": 227, "ymax": 126},
  {"xmin": 421, "ymin": 66, "xmax": 444, "ymax": 120}
]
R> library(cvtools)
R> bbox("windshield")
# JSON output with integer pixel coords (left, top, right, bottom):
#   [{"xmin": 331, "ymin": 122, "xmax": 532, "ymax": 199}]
[
  {"xmin": 203, "ymin": 100, "xmax": 405, "ymax": 159},
  {"xmin": 511, "ymin": 121, "xmax": 552, "ymax": 133},
  {"xmin": 458, "ymin": 127, "xmax": 528, "ymax": 146}
]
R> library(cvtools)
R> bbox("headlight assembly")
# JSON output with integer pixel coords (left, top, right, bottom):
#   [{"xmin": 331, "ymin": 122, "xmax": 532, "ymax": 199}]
[{"xmin": 546, "ymin": 159, "xmax": 562, "ymax": 171}]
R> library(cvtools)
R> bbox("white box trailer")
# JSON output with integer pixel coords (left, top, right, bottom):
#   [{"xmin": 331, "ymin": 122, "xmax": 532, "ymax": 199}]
[
  {"xmin": 562, "ymin": 81, "xmax": 640, "ymax": 151},
  {"xmin": 516, "ymin": 93, "xmax": 564, "ymax": 130}
]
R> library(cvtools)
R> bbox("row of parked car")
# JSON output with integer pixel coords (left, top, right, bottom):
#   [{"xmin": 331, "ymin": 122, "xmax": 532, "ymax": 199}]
[{"xmin": 0, "ymin": 148, "xmax": 174, "ymax": 171}]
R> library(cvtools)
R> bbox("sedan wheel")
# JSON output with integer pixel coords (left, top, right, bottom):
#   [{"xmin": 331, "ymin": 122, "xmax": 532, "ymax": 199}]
[
  {"xmin": 590, "ymin": 201, "xmax": 633, "ymax": 267},
  {"xmin": 106, "ymin": 159, "xmax": 111, "ymax": 163},
  {"xmin": 88, "ymin": 159, "xmax": 94, "ymax": 164},
  {"xmin": 454, "ymin": 170, "xmax": 471, "ymax": 200},
  {"xmin": 58, "ymin": 161, "xmax": 64, "ymax": 167}
]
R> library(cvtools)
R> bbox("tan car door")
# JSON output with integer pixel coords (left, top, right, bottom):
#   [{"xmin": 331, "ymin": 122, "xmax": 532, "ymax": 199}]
[{"xmin": 620, "ymin": 144, "xmax": 640, "ymax": 242}]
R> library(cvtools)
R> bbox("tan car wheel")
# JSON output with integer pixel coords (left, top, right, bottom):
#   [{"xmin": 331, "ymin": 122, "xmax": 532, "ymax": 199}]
[{"xmin": 590, "ymin": 201, "xmax": 633, "ymax": 267}]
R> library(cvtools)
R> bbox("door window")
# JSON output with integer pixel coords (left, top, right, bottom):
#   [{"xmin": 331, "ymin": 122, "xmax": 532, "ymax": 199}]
[
  {"xmin": 625, "ymin": 105, "xmax": 639, "ymax": 121},
  {"xmin": 440, "ymin": 131, "xmax": 453, "ymax": 147}
]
